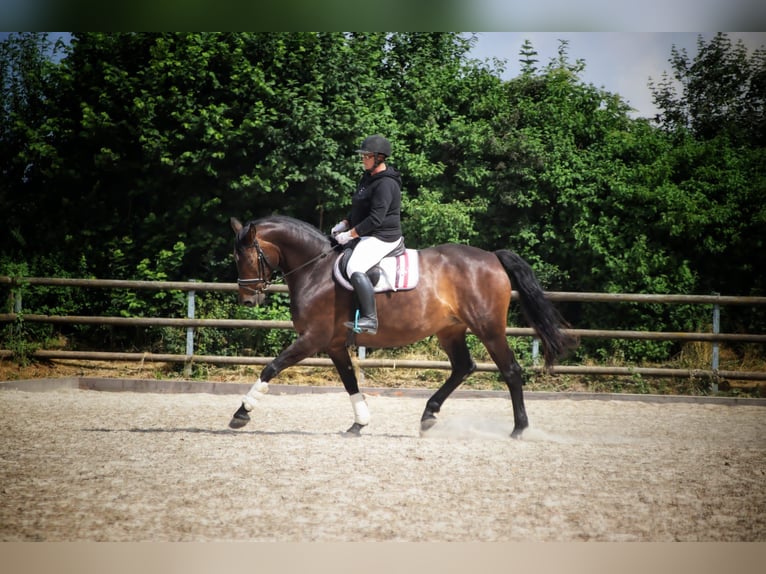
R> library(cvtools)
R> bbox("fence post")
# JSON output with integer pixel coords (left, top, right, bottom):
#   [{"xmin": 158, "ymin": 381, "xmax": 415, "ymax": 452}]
[
  {"xmin": 184, "ymin": 285, "xmax": 196, "ymax": 377},
  {"xmin": 12, "ymin": 287, "xmax": 23, "ymax": 339},
  {"xmin": 711, "ymin": 293, "xmax": 720, "ymax": 393},
  {"xmin": 532, "ymin": 338, "xmax": 539, "ymax": 366},
  {"xmin": 358, "ymin": 346, "xmax": 366, "ymax": 383}
]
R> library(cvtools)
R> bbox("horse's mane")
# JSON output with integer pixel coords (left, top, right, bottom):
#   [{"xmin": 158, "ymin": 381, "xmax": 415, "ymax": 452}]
[{"xmin": 243, "ymin": 214, "xmax": 329, "ymax": 249}]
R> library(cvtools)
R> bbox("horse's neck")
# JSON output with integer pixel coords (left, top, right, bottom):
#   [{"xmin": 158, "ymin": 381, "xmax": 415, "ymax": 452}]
[
  {"xmin": 283, "ymin": 250, "xmax": 334, "ymax": 293},
  {"xmin": 270, "ymin": 234, "xmax": 331, "ymax": 277}
]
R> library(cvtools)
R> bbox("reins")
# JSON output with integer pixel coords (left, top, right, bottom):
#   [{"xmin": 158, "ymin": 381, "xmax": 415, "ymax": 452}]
[{"xmin": 282, "ymin": 246, "xmax": 334, "ymax": 278}]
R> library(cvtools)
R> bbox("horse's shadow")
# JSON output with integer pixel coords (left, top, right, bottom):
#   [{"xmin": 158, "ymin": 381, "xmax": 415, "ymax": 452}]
[
  {"xmin": 81, "ymin": 427, "xmax": 414, "ymax": 439},
  {"xmin": 83, "ymin": 427, "xmax": 325, "ymax": 437}
]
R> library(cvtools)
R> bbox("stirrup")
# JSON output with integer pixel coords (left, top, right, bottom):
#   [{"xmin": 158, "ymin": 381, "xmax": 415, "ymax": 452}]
[{"xmin": 345, "ymin": 310, "xmax": 377, "ymax": 334}]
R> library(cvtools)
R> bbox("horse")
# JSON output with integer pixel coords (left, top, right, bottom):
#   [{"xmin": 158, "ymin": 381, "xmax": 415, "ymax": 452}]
[{"xmin": 228, "ymin": 215, "xmax": 576, "ymax": 438}]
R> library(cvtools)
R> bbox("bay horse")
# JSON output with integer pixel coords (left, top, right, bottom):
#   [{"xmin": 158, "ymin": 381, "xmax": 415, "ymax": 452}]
[{"xmin": 229, "ymin": 215, "xmax": 576, "ymax": 438}]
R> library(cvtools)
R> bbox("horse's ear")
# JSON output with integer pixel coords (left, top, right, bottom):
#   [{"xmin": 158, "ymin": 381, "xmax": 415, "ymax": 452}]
[
  {"xmin": 231, "ymin": 217, "xmax": 243, "ymax": 234},
  {"xmin": 244, "ymin": 223, "xmax": 258, "ymax": 245}
]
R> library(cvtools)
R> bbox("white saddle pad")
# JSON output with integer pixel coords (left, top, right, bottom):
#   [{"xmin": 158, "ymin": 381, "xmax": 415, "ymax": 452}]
[{"xmin": 333, "ymin": 249, "xmax": 420, "ymax": 293}]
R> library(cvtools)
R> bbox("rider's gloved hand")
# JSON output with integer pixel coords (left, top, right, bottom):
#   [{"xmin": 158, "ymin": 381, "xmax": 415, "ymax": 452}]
[
  {"xmin": 331, "ymin": 221, "xmax": 349, "ymax": 235},
  {"xmin": 335, "ymin": 230, "xmax": 353, "ymax": 245}
]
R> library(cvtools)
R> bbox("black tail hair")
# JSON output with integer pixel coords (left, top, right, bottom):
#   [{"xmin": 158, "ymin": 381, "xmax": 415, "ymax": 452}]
[{"xmin": 494, "ymin": 249, "xmax": 578, "ymax": 370}]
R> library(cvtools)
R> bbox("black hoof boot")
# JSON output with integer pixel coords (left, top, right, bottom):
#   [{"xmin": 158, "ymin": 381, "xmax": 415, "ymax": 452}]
[
  {"xmin": 343, "ymin": 422, "xmax": 366, "ymax": 437},
  {"xmin": 229, "ymin": 404, "xmax": 251, "ymax": 429}
]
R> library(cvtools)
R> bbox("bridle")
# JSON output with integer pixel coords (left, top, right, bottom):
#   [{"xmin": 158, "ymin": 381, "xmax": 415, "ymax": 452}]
[
  {"xmin": 236, "ymin": 232, "xmax": 334, "ymax": 295},
  {"xmin": 236, "ymin": 236, "xmax": 277, "ymax": 295}
]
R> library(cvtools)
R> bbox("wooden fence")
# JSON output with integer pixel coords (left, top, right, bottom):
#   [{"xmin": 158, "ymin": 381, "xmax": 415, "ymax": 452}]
[{"xmin": 2, "ymin": 276, "xmax": 766, "ymax": 388}]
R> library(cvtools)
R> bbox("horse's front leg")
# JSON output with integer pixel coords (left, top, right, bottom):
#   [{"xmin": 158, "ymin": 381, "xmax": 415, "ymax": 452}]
[
  {"xmin": 229, "ymin": 335, "xmax": 319, "ymax": 429},
  {"xmin": 328, "ymin": 346, "xmax": 369, "ymax": 437}
]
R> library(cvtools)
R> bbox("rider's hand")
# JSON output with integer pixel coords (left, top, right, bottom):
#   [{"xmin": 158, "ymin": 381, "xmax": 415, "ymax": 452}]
[
  {"xmin": 331, "ymin": 220, "xmax": 349, "ymax": 235},
  {"xmin": 335, "ymin": 230, "xmax": 353, "ymax": 245}
]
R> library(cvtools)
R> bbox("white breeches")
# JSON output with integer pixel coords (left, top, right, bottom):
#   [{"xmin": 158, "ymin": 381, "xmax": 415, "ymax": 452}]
[{"xmin": 346, "ymin": 236, "xmax": 402, "ymax": 276}]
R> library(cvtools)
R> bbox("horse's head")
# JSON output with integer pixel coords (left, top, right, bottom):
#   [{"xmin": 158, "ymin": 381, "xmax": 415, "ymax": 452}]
[{"xmin": 230, "ymin": 217, "xmax": 280, "ymax": 307}]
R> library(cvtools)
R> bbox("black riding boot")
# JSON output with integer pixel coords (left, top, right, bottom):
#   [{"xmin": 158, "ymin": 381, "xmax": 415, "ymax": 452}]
[{"xmin": 345, "ymin": 272, "xmax": 378, "ymax": 334}]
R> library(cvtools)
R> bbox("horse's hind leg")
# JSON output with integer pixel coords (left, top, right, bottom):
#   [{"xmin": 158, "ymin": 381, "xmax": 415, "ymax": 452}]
[
  {"xmin": 421, "ymin": 328, "xmax": 476, "ymax": 432},
  {"xmin": 479, "ymin": 332, "xmax": 528, "ymax": 438}
]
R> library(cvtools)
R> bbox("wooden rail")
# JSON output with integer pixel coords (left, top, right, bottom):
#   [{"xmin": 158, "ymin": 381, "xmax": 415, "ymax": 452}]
[{"xmin": 2, "ymin": 276, "xmax": 765, "ymax": 385}]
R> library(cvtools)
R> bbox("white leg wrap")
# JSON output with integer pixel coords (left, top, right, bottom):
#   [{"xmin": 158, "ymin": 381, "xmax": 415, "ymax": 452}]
[
  {"xmin": 242, "ymin": 379, "xmax": 269, "ymax": 412},
  {"xmin": 350, "ymin": 392, "xmax": 371, "ymax": 426}
]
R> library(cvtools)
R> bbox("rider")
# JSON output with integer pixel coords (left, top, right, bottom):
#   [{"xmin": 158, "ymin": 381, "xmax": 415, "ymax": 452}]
[{"xmin": 332, "ymin": 134, "xmax": 403, "ymax": 335}]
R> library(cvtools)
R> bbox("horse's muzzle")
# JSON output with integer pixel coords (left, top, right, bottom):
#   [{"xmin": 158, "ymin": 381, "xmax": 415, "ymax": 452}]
[{"xmin": 239, "ymin": 292, "xmax": 266, "ymax": 307}]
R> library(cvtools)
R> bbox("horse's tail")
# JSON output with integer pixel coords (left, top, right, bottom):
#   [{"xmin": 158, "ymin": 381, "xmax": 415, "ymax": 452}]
[{"xmin": 494, "ymin": 249, "xmax": 578, "ymax": 371}]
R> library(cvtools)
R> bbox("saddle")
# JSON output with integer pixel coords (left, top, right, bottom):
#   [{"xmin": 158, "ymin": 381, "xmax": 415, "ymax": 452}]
[{"xmin": 333, "ymin": 239, "xmax": 420, "ymax": 293}]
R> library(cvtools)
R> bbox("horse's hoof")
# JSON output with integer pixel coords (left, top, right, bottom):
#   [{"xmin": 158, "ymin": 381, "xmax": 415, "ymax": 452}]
[
  {"xmin": 343, "ymin": 422, "xmax": 366, "ymax": 437},
  {"xmin": 229, "ymin": 405, "xmax": 250, "ymax": 429},
  {"xmin": 510, "ymin": 425, "xmax": 526, "ymax": 439},
  {"xmin": 420, "ymin": 416, "xmax": 437, "ymax": 433}
]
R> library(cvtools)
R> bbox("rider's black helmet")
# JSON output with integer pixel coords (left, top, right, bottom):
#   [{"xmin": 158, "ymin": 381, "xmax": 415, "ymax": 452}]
[{"xmin": 356, "ymin": 134, "xmax": 392, "ymax": 158}]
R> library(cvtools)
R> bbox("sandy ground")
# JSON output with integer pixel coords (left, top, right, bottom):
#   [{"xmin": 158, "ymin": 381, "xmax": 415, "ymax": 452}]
[{"xmin": 0, "ymin": 385, "xmax": 764, "ymax": 542}]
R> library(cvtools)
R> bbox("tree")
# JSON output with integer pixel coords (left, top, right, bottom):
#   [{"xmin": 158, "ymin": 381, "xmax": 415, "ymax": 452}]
[
  {"xmin": 649, "ymin": 33, "xmax": 765, "ymax": 301},
  {"xmin": 650, "ymin": 33, "xmax": 766, "ymax": 145},
  {"xmin": 519, "ymin": 38, "xmax": 539, "ymax": 75},
  {"xmin": 0, "ymin": 33, "xmax": 64, "ymax": 258},
  {"xmin": 381, "ymin": 32, "xmax": 503, "ymax": 247},
  {"xmin": 474, "ymin": 39, "xmax": 710, "ymax": 360},
  {"xmin": 2, "ymin": 32, "xmax": 763, "ymax": 362}
]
